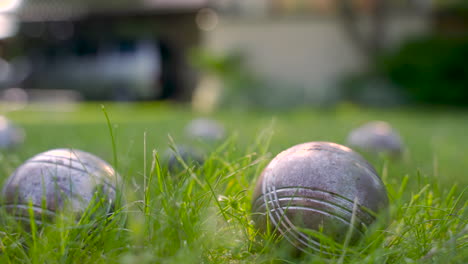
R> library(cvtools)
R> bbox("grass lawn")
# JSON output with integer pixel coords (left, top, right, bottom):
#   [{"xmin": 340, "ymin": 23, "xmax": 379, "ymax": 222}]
[{"xmin": 0, "ymin": 102, "xmax": 467, "ymax": 263}]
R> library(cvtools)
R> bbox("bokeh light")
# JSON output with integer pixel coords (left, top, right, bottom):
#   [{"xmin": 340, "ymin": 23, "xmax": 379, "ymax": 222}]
[
  {"xmin": 0, "ymin": 14, "xmax": 18, "ymax": 39},
  {"xmin": 0, "ymin": 0, "xmax": 23, "ymax": 13},
  {"xmin": 196, "ymin": 8, "xmax": 218, "ymax": 31}
]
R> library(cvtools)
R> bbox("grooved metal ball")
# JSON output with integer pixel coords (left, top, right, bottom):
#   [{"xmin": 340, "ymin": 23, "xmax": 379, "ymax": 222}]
[
  {"xmin": 347, "ymin": 121, "xmax": 403, "ymax": 156},
  {"xmin": 252, "ymin": 142, "xmax": 389, "ymax": 254},
  {"xmin": 1, "ymin": 149, "xmax": 120, "ymax": 223},
  {"xmin": 0, "ymin": 116, "xmax": 25, "ymax": 149}
]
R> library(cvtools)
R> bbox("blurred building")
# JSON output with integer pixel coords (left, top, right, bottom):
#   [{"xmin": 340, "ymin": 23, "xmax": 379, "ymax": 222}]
[
  {"xmin": 206, "ymin": 0, "xmax": 433, "ymax": 105},
  {"xmin": 2, "ymin": 0, "xmax": 456, "ymax": 105},
  {"xmin": 0, "ymin": 0, "xmax": 208, "ymax": 101}
]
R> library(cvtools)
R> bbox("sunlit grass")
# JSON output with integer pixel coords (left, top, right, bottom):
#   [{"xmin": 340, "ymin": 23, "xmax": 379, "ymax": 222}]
[{"xmin": 0, "ymin": 102, "xmax": 466, "ymax": 263}]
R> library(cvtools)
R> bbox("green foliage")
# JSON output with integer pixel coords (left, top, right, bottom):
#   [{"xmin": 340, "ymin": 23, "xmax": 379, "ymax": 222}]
[
  {"xmin": 0, "ymin": 103, "xmax": 467, "ymax": 263},
  {"xmin": 190, "ymin": 50, "xmax": 266, "ymax": 109},
  {"xmin": 434, "ymin": 0, "xmax": 468, "ymax": 10},
  {"xmin": 378, "ymin": 35, "xmax": 468, "ymax": 106}
]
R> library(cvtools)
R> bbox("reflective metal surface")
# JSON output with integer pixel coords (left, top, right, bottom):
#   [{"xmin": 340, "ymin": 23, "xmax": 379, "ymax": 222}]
[
  {"xmin": 2, "ymin": 148, "xmax": 120, "ymax": 222},
  {"xmin": 252, "ymin": 142, "xmax": 389, "ymax": 255}
]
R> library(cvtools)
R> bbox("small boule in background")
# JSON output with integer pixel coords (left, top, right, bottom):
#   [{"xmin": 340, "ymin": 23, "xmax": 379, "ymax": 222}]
[
  {"xmin": 185, "ymin": 118, "xmax": 225, "ymax": 142},
  {"xmin": 252, "ymin": 142, "xmax": 389, "ymax": 255},
  {"xmin": 346, "ymin": 121, "xmax": 403, "ymax": 156},
  {"xmin": 1, "ymin": 149, "xmax": 120, "ymax": 223},
  {"xmin": 0, "ymin": 115, "xmax": 25, "ymax": 149},
  {"xmin": 164, "ymin": 145, "xmax": 204, "ymax": 171}
]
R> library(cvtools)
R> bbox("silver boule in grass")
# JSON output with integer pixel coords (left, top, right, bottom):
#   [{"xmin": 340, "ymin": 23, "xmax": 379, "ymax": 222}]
[
  {"xmin": 0, "ymin": 116, "xmax": 25, "ymax": 149},
  {"xmin": 347, "ymin": 121, "xmax": 403, "ymax": 156},
  {"xmin": 164, "ymin": 145, "xmax": 204, "ymax": 171},
  {"xmin": 185, "ymin": 118, "xmax": 225, "ymax": 142},
  {"xmin": 1, "ymin": 149, "xmax": 120, "ymax": 223},
  {"xmin": 252, "ymin": 142, "xmax": 388, "ymax": 255}
]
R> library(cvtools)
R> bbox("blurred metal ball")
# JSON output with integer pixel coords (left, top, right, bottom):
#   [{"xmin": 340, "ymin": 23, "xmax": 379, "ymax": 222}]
[
  {"xmin": 252, "ymin": 142, "xmax": 388, "ymax": 254},
  {"xmin": 185, "ymin": 118, "xmax": 225, "ymax": 142},
  {"xmin": 0, "ymin": 116, "xmax": 25, "ymax": 149},
  {"xmin": 164, "ymin": 145, "xmax": 204, "ymax": 171},
  {"xmin": 346, "ymin": 121, "xmax": 403, "ymax": 156},
  {"xmin": 1, "ymin": 149, "xmax": 120, "ymax": 223}
]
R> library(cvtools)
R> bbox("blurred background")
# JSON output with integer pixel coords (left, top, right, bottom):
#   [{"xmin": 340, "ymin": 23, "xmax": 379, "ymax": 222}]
[
  {"xmin": 0, "ymin": 2, "xmax": 467, "ymax": 263},
  {"xmin": 0, "ymin": 0, "xmax": 467, "ymax": 109}
]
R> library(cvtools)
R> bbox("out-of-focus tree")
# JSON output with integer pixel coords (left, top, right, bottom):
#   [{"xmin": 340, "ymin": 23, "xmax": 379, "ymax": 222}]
[
  {"xmin": 336, "ymin": 0, "xmax": 391, "ymax": 62},
  {"xmin": 376, "ymin": 0, "xmax": 468, "ymax": 106},
  {"xmin": 336, "ymin": 0, "xmax": 468, "ymax": 61}
]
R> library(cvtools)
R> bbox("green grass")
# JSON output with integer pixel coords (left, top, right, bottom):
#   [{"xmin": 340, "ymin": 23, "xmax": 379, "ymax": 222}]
[{"xmin": 0, "ymin": 102, "xmax": 467, "ymax": 263}]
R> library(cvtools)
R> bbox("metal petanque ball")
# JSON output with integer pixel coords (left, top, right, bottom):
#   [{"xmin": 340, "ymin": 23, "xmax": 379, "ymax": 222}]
[
  {"xmin": 185, "ymin": 118, "xmax": 225, "ymax": 142},
  {"xmin": 1, "ymin": 149, "xmax": 120, "ymax": 223},
  {"xmin": 0, "ymin": 116, "xmax": 25, "ymax": 149},
  {"xmin": 164, "ymin": 145, "xmax": 204, "ymax": 171},
  {"xmin": 346, "ymin": 121, "xmax": 403, "ymax": 156},
  {"xmin": 252, "ymin": 142, "xmax": 389, "ymax": 254}
]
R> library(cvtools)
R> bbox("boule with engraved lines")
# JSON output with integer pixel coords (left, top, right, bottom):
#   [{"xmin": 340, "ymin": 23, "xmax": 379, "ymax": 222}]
[
  {"xmin": 251, "ymin": 142, "xmax": 389, "ymax": 255},
  {"xmin": 1, "ymin": 149, "xmax": 120, "ymax": 223}
]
